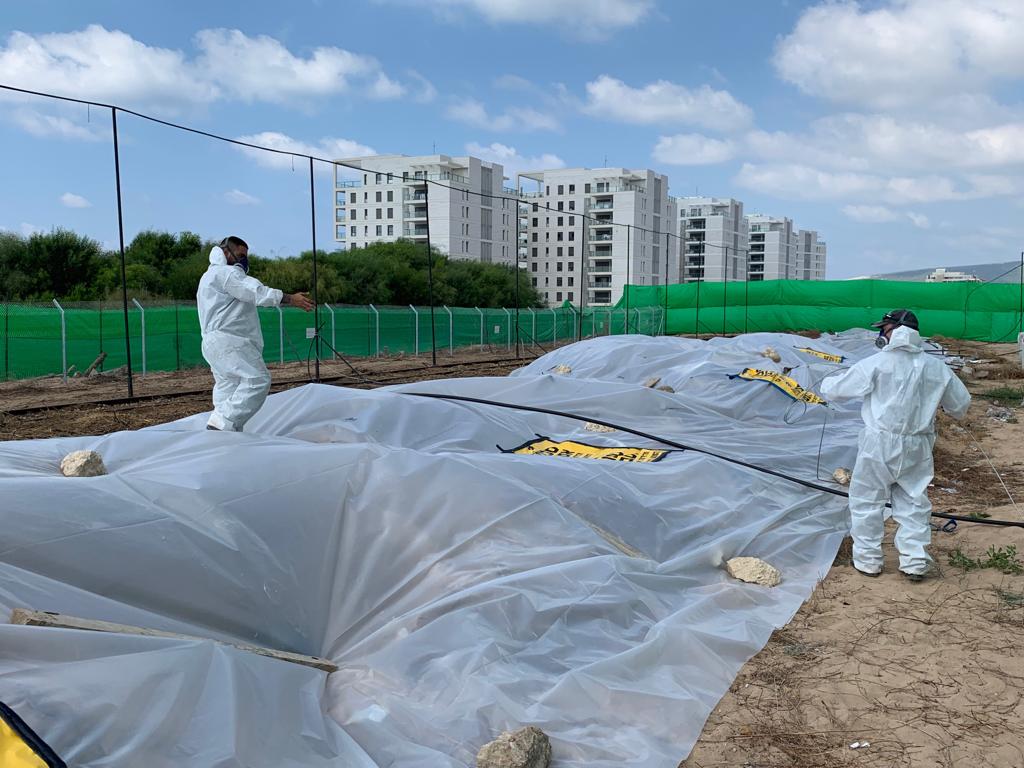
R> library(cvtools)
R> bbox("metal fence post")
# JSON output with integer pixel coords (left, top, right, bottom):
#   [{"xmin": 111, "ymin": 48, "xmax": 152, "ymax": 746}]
[
  {"xmin": 607, "ymin": 308, "xmax": 613, "ymax": 335},
  {"xmin": 475, "ymin": 306, "xmax": 484, "ymax": 348},
  {"xmin": 52, "ymin": 299, "xmax": 66, "ymax": 382},
  {"xmin": 634, "ymin": 307, "xmax": 641, "ymax": 335},
  {"xmin": 443, "ymin": 305, "xmax": 453, "ymax": 355},
  {"xmin": 322, "ymin": 303, "xmax": 336, "ymax": 358},
  {"xmin": 409, "ymin": 305, "xmax": 419, "ymax": 355},
  {"xmin": 529, "ymin": 307, "xmax": 536, "ymax": 344},
  {"xmin": 502, "ymin": 307, "xmax": 512, "ymax": 350},
  {"xmin": 550, "ymin": 307, "xmax": 557, "ymax": 345},
  {"xmin": 369, "ymin": 304, "xmax": 380, "ymax": 357},
  {"xmin": 131, "ymin": 298, "xmax": 146, "ymax": 376},
  {"xmin": 277, "ymin": 306, "xmax": 284, "ymax": 364}
]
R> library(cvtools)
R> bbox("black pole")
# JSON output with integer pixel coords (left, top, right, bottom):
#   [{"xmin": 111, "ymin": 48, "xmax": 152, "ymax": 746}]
[
  {"xmin": 577, "ymin": 213, "xmax": 585, "ymax": 341},
  {"xmin": 98, "ymin": 303, "xmax": 104, "ymax": 368},
  {"xmin": 722, "ymin": 246, "xmax": 728, "ymax": 336},
  {"xmin": 663, "ymin": 231, "xmax": 669, "ymax": 336},
  {"xmin": 744, "ymin": 267, "xmax": 750, "ymax": 335},
  {"xmin": 3, "ymin": 300, "xmax": 8, "ymax": 381},
  {"xmin": 174, "ymin": 301, "xmax": 181, "ymax": 371},
  {"xmin": 423, "ymin": 180, "xmax": 437, "ymax": 366},
  {"xmin": 514, "ymin": 177, "xmax": 521, "ymax": 358},
  {"xmin": 694, "ymin": 267, "xmax": 701, "ymax": 339},
  {"xmin": 625, "ymin": 224, "xmax": 631, "ymax": 332},
  {"xmin": 111, "ymin": 107, "xmax": 134, "ymax": 398},
  {"xmin": 1019, "ymin": 251, "xmax": 1023, "ymax": 336},
  {"xmin": 308, "ymin": 157, "xmax": 321, "ymax": 381}
]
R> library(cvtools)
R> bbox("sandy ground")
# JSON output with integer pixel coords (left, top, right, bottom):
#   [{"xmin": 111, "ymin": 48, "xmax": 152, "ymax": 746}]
[
  {"xmin": 2, "ymin": 336, "xmax": 1022, "ymax": 766},
  {"xmin": 683, "ymin": 339, "xmax": 1024, "ymax": 768}
]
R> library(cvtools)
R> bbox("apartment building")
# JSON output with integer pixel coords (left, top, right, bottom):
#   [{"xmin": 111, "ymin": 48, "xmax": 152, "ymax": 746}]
[
  {"xmin": 795, "ymin": 229, "xmax": 828, "ymax": 280},
  {"xmin": 676, "ymin": 197, "xmax": 748, "ymax": 282},
  {"xmin": 518, "ymin": 167, "xmax": 676, "ymax": 307},
  {"xmin": 745, "ymin": 214, "xmax": 796, "ymax": 281},
  {"xmin": 333, "ymin": 154, "xmax": 515, "ymax": 265}
]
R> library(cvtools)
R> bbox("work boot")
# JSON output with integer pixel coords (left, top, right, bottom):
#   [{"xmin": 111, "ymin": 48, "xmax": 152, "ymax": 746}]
[
  {"xmin": 900, "ymin": 570, "xmax": 925, "ymax": 583},
  {"xmin": 854, "ymin": 566, "xmax": 881, "ymax": 578}
]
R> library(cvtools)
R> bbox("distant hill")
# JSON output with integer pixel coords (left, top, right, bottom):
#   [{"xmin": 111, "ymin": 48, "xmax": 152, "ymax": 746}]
[{"xmin": 872, "ymin": 261, "xmax": 1022, "ymax": 283}]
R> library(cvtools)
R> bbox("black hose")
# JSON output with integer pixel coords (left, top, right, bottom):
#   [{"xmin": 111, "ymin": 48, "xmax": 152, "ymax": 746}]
[{"xmin": 401, "ymin": 391, "xmax": 1024, "ymax": 529}]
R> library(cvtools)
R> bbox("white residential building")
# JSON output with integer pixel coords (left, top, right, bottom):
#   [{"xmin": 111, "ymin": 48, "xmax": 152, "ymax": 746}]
[
  {"xmin": 746, "ymin": 214, "xmax": 796, "ymax": 281},
  {"xmin": 676, "ymin": 197, "xmax": 748, "ymax": 282},
  {"xmin": 333, "ymin": 154, "xmax": 515, "ymax": 265},
  {"xmin": 518, "ymin": 167, "xmax": 676, "ymax": 307},
  {"xmin": 926, "ymin": 268, "xmax": 979, "ymax": 282},
  {"xmin": 795, "ymin": 229, "xmax": 828, "ymax": 280}
]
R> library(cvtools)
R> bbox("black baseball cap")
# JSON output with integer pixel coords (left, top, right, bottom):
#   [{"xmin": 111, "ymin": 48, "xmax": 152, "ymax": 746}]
[{"xmin": 871, "ymin": 309, "xmax": 919, "ymax": 330}]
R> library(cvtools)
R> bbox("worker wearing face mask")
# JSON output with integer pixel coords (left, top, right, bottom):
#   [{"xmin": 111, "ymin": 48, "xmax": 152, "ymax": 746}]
[
  {"xmin": 197, "ymin": 236, "xmax": 313, "ymax": 432},
  {"xmin": 820, "ymin": 309, "xmax": 971, "ymax": 581}
]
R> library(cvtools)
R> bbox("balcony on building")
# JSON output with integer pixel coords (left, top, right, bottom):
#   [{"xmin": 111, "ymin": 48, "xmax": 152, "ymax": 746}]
[
  {"xmin": 589, "ymin": 289, "xmax": 613, "ymax": 306},
  {"xmin": 403, "ymin": 223, "xmax": 429, "ymax": 238},
  {"xmin": 587, "ymin": 195, "xmax": 614, "ymax": 211},
  {"xmin": 404, "ymin": 203, "xmax": 428, "ymax": 220},
  {"xmin": 589, "ymin": 257, "xmax": 613, "ymax": 273},
  {"xmin": 335, "ymin": 209, "xmax": 346, "ymax": 222},
  {"xmin": 588, "ymin": 276, "xmax": 612, "ymax": 289},
  {"xmin": 687, "ymin": 218, "xmax": 706, "ymax": 230},
  {"xmin": 589, "ymin": 226, "xmax": 614, "ymax": 242}
]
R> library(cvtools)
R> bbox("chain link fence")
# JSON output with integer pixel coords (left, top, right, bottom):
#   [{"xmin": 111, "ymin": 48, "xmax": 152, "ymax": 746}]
[{"xmin": 0, "ymin": 301, "xmax": 664, "ymax": 381}]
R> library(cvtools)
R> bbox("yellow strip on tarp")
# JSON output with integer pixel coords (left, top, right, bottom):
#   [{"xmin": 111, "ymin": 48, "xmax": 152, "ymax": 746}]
[
  {"xmin": 512, "ymin": 437, "xmax": 668, "ymax": 463},
  {"xmin": 0, "ymin": 716, "xmax": 47, "ymax": 768},
  {"xmin": 734, "ymin": 368, "xmax": 827, "ymax": 405},
  {"xmin": 795, "ymin": 346, "xmax": 845, "ymax": 364}
]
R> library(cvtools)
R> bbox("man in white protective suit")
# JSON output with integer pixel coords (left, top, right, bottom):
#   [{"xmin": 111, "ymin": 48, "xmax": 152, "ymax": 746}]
[
  {"xmin": 820, "ymin": 309, "xmax": 971, "ymax": 582},
  {"xmin": 197, "ymin": 236, "xmax": 313, "ymax": 432}
]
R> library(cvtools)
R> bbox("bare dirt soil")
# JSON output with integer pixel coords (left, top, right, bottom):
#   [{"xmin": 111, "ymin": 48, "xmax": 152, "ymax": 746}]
[{"xmin": 683, "ymin": 339, "xmax": 1024, "ymax": 768}]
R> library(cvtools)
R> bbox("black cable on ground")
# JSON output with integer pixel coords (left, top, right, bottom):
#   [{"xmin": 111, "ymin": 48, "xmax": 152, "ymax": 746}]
[{"xmin": 401, "ymin": 391, "xmax": 1024, "ymax": 529}]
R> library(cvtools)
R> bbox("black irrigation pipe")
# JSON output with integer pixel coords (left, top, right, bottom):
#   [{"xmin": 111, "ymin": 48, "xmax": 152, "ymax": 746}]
[{"xmin": 402, "ymin": 391, "xmax": 1024, "ymax": 529}]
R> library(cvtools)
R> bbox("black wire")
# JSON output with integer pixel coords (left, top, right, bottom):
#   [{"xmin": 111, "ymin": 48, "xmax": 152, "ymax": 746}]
[{"xmin": 399, "ymin": 391, "xmax": 1024, "ymax": 529}]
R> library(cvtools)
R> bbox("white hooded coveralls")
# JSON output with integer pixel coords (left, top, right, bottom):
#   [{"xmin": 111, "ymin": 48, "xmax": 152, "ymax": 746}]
[
  {"xmin": 197, "ymin": 247, "xmax": 283, "ymax": 431},
  {"xmin": 820, "ymin": 326, "xmax": 971, "ymax": 575}
]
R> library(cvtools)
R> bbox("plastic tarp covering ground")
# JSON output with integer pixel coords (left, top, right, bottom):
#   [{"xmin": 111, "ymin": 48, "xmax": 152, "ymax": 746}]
[{"xmin": 0, "ymin": 331, "xmax": 880, "ymax": 766}]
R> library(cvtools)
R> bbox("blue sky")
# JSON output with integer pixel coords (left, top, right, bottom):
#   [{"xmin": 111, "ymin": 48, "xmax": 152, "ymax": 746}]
[{"xmin": 2, "ymin": 0, "xmax": 1023, "ymax": 276}]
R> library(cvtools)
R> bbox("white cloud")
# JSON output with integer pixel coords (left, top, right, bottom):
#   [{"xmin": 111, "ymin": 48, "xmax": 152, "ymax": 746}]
[
  {"xmin": 493, "ymin": 74, "xmax": 534, "ymax": 91},
  {"xmin": 774, "ymin": 0, "xmax": 1024, "ymax": 111},
  {"xmin": 10, "ymin": 107, "xmax": 106, "ymax": 141},
  {"xmin": 407, "ymin": 70, "xmax": 437, "ymax": 103},
  {"xmin": 735, "ymin": 163, "xmax": 1018, "ymax": 205},
  {"xmin": 224, "ymin": 189, "xmax": 260, "ymax": 206},
  {"xmin": 842, "ymin": 205, "xmax": 900, "ymax": 223},
  {"xmin": 235, "ymin": 131, "xmax": 376, "ymax": 170},
  {"xmin": 60, "ymin": 192, "xmax": 91, "ymax": 208},
  {"xmin": 583, "ymin": 75, "xmax": 752, "ymax": 131},
  {"xmin": 465, "ymin": 141, "xmax": 565, "ymax": 184},
  {"xmin": 653, "ymin": 134, "xmax": 736, "ymax": 165},
  {"xmin": 842, "ymin": 205, "xmax": 930, "ymax": 228},
  {"xmin": 446, "ymin": 98, "xmax": 559, "ymax": 132},
  {"xmin": 0, "ymin": 25, "xmax": 217, "ymax": 108},
  {"xmin": 394, "ymin": 0, "xmax": 653, "ymax": 39},
  {"xmin": 0, "ymin": 25, "xmax": 407, "ymax": 116}
]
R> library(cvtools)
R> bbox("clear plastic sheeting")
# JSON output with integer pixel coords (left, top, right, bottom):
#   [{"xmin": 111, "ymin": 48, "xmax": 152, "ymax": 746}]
[{"xmin": 0, "ymin": 331, "xmax": 882, "ymax": 766}]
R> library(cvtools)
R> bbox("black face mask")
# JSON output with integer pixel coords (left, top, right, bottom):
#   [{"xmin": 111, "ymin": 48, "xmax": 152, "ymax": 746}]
[
  {"xmin": 875, "ymin": 330, "xmax": 888, "ymax": 349},
  {"xmin": 235, "ymin": 253, "xmax": 249, "ymax": 274}
]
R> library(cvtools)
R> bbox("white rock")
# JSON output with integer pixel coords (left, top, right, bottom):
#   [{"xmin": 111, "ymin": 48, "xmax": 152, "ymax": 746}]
[
  {"xmin": 725, "ymin": 557, "xmax": 782, "ymax": 587},
  {"xmin": 761, "ymin": 347, "xmax": 781, "ymax": 363},
  {"xmin": 551, "ymin": 364, "xmax": 572, "ymax": 375},
  {"xmin": 477, "ymin": 726, "xmax": 551, "ymax": 768},
  {"xmin": 832, "ymin": 467, "xmax": 852, "ymax": 486},
  {"xmin": 60, "ymin": 450, "xmax": 107, "ymax": 477}
]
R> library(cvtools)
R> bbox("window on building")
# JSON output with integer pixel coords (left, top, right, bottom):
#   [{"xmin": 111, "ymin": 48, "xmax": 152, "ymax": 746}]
[
  {"xmin": 569, "ymin": 232, "xmax": 575, "ymax": 241},
  {"xmin": 568, "ymin": 200, "xmax": 575, "ymax": 211},
  {"xmin": 376, "ymin": 225, "xmax": 382, "ymax": 236},
  {"xmin": 387, "ymin": 225, "xmax": 394, "ymax": 236},
  {"xmin": 376, "ymin": 191, "xmax": 382, "ymax": 202},
  {"xmin": 557, "ymin": 217, "xmax": 564, "ymax": 226},
  {"xmin": 569, "ymin": 184, "xmax": 575, "ymax": 193},
  {"xmin": 363, "ymin": 174, "xmax": 368, "ymax": 184},
  {"xmin": 557, "ymin": 262, "xmax": 563, "ymax": 272},
  {"xmin": 556, "ymin": 277, "xmax": 563, "ymax": 286},
  {"xmin": 556, "ymin": 292, "xmax": 562, "ymax": 301},
  {"xmin": 532, "ymin": 203, "xmax": 538, "ymax": 212},
  {"xmin": 557, "ymin": 202, "xmax": 564, "ymax": 211},
  {"xmin": 532, "ymin": 218, "xmax": 538, "ymax": 226},
  {"xmin": 568, "ymin": 248, "xmax": 574, "ymax": 259},
  {"xmin": 375, "ymin": 173, "xmax": 382, "ymax": 184},
  {"xmin": 350, "ymin": 192, "xmax": 357, "ymax": 204},
  {"xmin": 557, "ymin": 232, "xmax": 563, "ymax": 241},
  {"xmin": 545, "ymin": 277, "xmax": 549, "ymax": 285},
  {"xmin": 546, "ymin": 185, "xmax": 550, "ymax": 195},
  {"xmin": 568, "ymin": 277, "xmax": 574, "ymax": 286},
  {"xmin": 349, "ymin": 226, "xmax": 356, "ymax": 237},
  {"xmin": 364, "ymin": 226, "xmax": 368, "ymax": 235},
  {"xmin": 376, "ymin": 209, "xmax": 383, "ymax": 219},
  {"xmin": 557, "ymin": 184, "xmax": 564, "ymax": 195},
  {"xmin": 569, "ymin": 216, "xmax": 575, "ymax": 225},
  {"xmin": 585, "ymin": 183, "xmax": 591, "ymax": 193},
  {"xmin": 545, "ymin": 262, "xmax": 550, "ymax": 272},
  {"xmin": 531, "ymin": 262, "xmax": 537, "ymax": 272},
  {"xmin": 387, "ymin": 208, "xmax": 393, "ymax": 218},
  {"xmin": 557, "ymin": 247, "xmax": 563, "ymax": 257},
  {"xmin": 532, "ymin": 233, "xmax": 538, "ymax": 242},
  {"xmin": 351, "ymin": 209, "xmax": 357, "ymax": 220},
  {"xmin": 532, "ymin": 248, "xmax": 538, "ymax": 258},
  {"xmin": 532, "ymin": 278, "xmax": 537, "ymax": 286},
  {"xmin": 568, "ymin": 292, "xmax": 573, "ymax": 301}
]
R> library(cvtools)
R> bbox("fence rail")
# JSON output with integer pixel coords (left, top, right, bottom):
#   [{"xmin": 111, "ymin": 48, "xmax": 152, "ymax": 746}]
[{"xmin": 0, "ymin": 301, "xmax": 664, "ymax": 382}]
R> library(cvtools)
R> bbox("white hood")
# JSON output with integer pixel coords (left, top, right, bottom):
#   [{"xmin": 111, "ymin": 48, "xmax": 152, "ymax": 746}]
[
  {"xmin": 884, "ymin": 325, "xmax": 922, "ymax": 353},
  {"xmin": 209, "ymin": 245, "xmax": 228, "ymax": 266}
]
